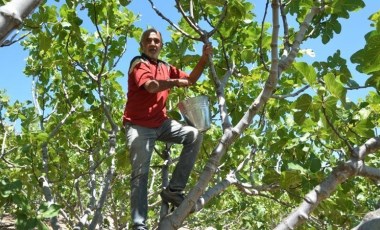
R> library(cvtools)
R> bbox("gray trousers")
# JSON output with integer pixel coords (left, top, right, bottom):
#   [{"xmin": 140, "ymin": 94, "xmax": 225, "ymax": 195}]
[{"xmin": 125, "ymin": 119, "xmax": 203, "ymax": 229}]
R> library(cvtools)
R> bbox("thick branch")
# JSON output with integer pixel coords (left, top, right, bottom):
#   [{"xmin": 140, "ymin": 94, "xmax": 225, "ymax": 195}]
[
  {"xmin": 0, "ymin": 0, "xmax": 43, "ymax": 44},
  {"xmin": 353, "ymin": 137, "xmax": 380, "ymax": 160},
  {"xmin": 278, "ymin": 6, "xmax": 322, "ymax": 72},
  {"xmin": 275, "ymin": 136, "xmax": 380, "ymax": 229},
  {"xmin": 274, "ymin": 162, "xmax": 354, "ymax": 230},
  {"xmin": 88, "ymin": 132, "xmax": 117, "ymax": 229},
  {"xmin": 353, "ymin": 209, "xmax": 380, "ymax": 230}
]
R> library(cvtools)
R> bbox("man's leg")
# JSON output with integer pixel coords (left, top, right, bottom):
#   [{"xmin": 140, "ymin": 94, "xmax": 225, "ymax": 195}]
[
  {"xmin": 125, "ymin": 123, "xmax": 156, "ymax": 230},
  {"xmin": 157, "ymin": 119, "xmax": 203, "ymax": 191}
]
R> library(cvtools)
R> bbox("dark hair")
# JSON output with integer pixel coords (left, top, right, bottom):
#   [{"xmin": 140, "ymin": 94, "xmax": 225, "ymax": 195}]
[{"xmin": 140, "ymin": 28, "xmax": 163, "ymax": 48}]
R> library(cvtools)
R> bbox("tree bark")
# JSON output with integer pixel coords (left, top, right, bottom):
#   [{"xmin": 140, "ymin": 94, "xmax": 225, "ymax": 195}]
[
  {"xmin": 275, "ymin": 137, "xmax": 380, "ymax": 230},
  {"xmin": 0, "ymin": 0, "xmax": 43, "ymax": 45},
  {"xmin": 353, "ymin": 209, "xmax": 380, "ymax": 230}
]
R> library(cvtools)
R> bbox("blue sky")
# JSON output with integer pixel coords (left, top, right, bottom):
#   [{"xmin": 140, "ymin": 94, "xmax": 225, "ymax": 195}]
[{"xmin": 0, "ymin": 1, "xmax": 379, "ymax": 103}]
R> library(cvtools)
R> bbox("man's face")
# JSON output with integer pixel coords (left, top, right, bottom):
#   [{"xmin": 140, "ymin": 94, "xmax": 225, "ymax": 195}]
[{"xmin": 141, "ymin": 32, "xmax": 162, "ymax": 61}]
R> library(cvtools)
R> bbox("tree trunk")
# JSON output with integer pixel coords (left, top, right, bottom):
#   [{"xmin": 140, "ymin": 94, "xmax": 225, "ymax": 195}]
[{"xmin": 0, "ymin": 0, "xmax": 43, "ymax": 45}]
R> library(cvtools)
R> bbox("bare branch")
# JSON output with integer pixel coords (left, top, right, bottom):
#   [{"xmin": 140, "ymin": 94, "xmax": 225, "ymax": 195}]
[
  {"xmin": 101, "ymin": 41, "xmax": 127, "ymax": 77},
  {"xmin": 32, "ymin": 79, "xmax": 42, "ymax": 115},
  {"xmin": 321, "ymin": 95, "xmax": 354, "ymax": 153},
  {"xmin": 274, "ymin": 162, "xmax": 353, "ymax": 229},
  {"xmin": 97, "ymin": 35, "xmax": 111, "ymax": 81},
  {"xmin": 279, "ymin": 0, "xmax": 291, "ymax": 52},
  {"xmin": 88, "ymin": 132, "xmax": 117, "ymax": 229},
  {"xmin": 89, "ymin": 151, "xmax": 97, "ymax": 210},
  {"xmin": 147, "ymin": 0, "xmax": 197, "ymax": 40},
  {"xmin": 353, "ymin": 137, "xmax": 380, "ymax": 160},
  {"xmin": 91, "ymin": 0, "xmax": 106, "ymax": 47},
  {"xmin": 38, "ymin": 176, "xmax": 60, "ymax": 229},
  {"xmin": 279, "ymin": 6, "xmax": 323, "ymax": 72},
  {"xmin": 189, "ymin": 0, "xmax": 194, "ymax": 20},
  {"xmin": 1, "ymin": 129, "xmax": 8, "ymax": 158},
  {"xmin": 357, "ymin": 165, "xmax": 380, "ymax": 181},
  {"xmin": 0, "ymin": 0, "xmax": 43, "ymax": 45},
  {"xmin": 272, "ymin": 85, "xmax": 310, "ymax": 99},
  {"xmin": 65, "ymin": 30, "xmax": 98, "ymax": 81},
  {"xmin": 275, "ymin": 137, "xmax": 380, "ymax": 229},
  {"xmin": 353, "ymin": 208, "xmax": 380, "ymax": 230},
  {"xmin": 200, "ymin": 1, "xmax": 229, "ymax": 38},
  {"xmin": 0, "ymin": 31, "xmax": 30, "ymax": 47},
  {"xmin": 175, "ymin": 0, "xmax": 203, "ymax": 37},
  {"xmin": 258, "ymin": 0, "xmax": 271, "ymax": 71}
]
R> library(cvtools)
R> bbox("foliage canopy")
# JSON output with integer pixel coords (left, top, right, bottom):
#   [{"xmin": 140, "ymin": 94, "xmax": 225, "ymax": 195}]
[{"xmin": 1, "ymin": 0, "xmax": 380, "ymax": 229}]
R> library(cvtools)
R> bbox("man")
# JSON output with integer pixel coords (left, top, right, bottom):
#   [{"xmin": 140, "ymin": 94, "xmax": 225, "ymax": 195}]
[{"xmin": 123, "ymin": 28, "xmax": 212, "ymax": 230}]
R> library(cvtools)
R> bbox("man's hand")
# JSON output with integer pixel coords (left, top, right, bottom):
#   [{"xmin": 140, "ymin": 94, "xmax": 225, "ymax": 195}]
[
  {"xmin": 175, "ymin": 78, "xmax": 192, "ymax": 87},
  {"xmin": 202, "ymin": 43, "xmax": 213, "ymax": 57},
  {"xmin": 186, "ymin": 43, "xmax": 213, "ymax": 85}
]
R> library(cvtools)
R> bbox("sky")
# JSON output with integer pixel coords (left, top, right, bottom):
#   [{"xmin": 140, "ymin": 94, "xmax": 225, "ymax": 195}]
[{"xmin": 0, "ymin": 1, "xmax": 379, "ymax": 104}]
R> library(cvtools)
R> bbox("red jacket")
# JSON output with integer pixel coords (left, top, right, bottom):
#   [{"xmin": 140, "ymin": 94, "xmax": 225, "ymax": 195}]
[{"xmin": 123, "ymin": 54, "xmax": 188, "ymax": 128}]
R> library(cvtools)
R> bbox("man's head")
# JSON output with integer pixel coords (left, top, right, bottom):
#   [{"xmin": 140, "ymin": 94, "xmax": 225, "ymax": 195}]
[{"xmin": 140, "ymin": 28, "xmax": 163, "ymax": 61}]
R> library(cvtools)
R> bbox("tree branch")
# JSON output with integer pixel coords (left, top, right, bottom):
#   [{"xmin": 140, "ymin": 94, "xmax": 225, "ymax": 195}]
[
  {"xmin": 321, "ymin": 95, "xmax": 354, "ymax": 153},
  {"xmin": 275, "ymin": 136, "xmax": 380, "ymax": 229},
  {"xmin": 147, "ymin": 0, "xmax": 197, "ymax": 40},
  {"xmin": 272, "ymin": 85, "xmax": 310, "ymax": 99},
  {"xmin": 175, "ymin": 0, "xmax": 204, "ymax": 37}
]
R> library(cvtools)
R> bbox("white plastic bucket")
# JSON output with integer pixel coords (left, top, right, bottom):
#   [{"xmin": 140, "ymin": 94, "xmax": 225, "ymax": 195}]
[{"xmin": 178, "ymin": 95, "xmax": 211, "ymax": 132}]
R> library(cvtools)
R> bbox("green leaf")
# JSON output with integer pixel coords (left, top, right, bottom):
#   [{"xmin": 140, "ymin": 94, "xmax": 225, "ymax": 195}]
[
  {"xmin": 293, "ymin": 62, "xmax": 317, "ymax": 85},
  {"xmin": 0, "ymin": 179, "xmax": 22, "ymax": 198},
  {"xmin": 308, "ymin": 154, "xmax": 322, "ymax": 173},
  {"xmin": 16, "ymin": 216, "xmax": 38, "ymax": 229},
  {"xmin": 229, "ymin": 1, "xmax": 245, "ymax": 19},
  {"xmin": 323, "ymin": 96, "xmax": 338, "ymax": 118},
  {"xmin": 281, "ymin": 170, "xmax": 302, "ymax": 189},
  {"xmin": 119, "ymin": 0, "xmax": 130, "ymax": 6},
  {"xmin": 287, "ymin": 162, "xmax": 306, "ymax": 173},
  {"xmin": 262, "ymin": 170, "xmax": 281, "ymax": 185},
  {"xmin": 293, "ymin": 94, "xmax": 312, "ymax": 125},
  {"xmin": 116, "ymin": 147, "xmax": 130, "ymax": 172},
  {"xmin": 59, "ymin": 3, "xmax": 68, "ymax": 17},
  {"xmin": 365, "ymin": 72, "xmax": 380, "ymax": 90},
  {"xmin": 39, "ymin": 33, "xmax": 52, "ymax": 51},
  {"xmin": 36, "ymin": 133, "xmax": 49, "ymax": 142},
  {"xmin": 207, "ymin": 0, "xmax": 225, "ymax": 7},
  {"xmin": 353, "ymin": 119, "xmax": 375, "ymax": 137},
  {"xmin": 331, "ymin": 18, "xmax": 342, "ymax": 34},
  {"xmin": 351, "ymin": 33, "xmax": 380, "ymax": 74},
  {"xmin": 38, "ymin": 204, "xmax": 61, "ymax": 219},
  {"xmin": 37, "ymin": 220, "xmax": 50, "ymax": 230},
  {"xmin": 323, "ymin": 73, "xmax": 347, "ymax": 103}
]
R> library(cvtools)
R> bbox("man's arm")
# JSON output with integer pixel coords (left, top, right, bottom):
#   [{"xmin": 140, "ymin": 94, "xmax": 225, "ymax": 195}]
[
  {"xmin": 144, "ymin": 79, "xmax": 180, "ymax": 93},
  {"xmin": 143, "ymin": 43, "xmax": 213, "ymax": 93},
  {"xmin": 187, "ymin": 43, "xmax": 213, "ymax": 85}
]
